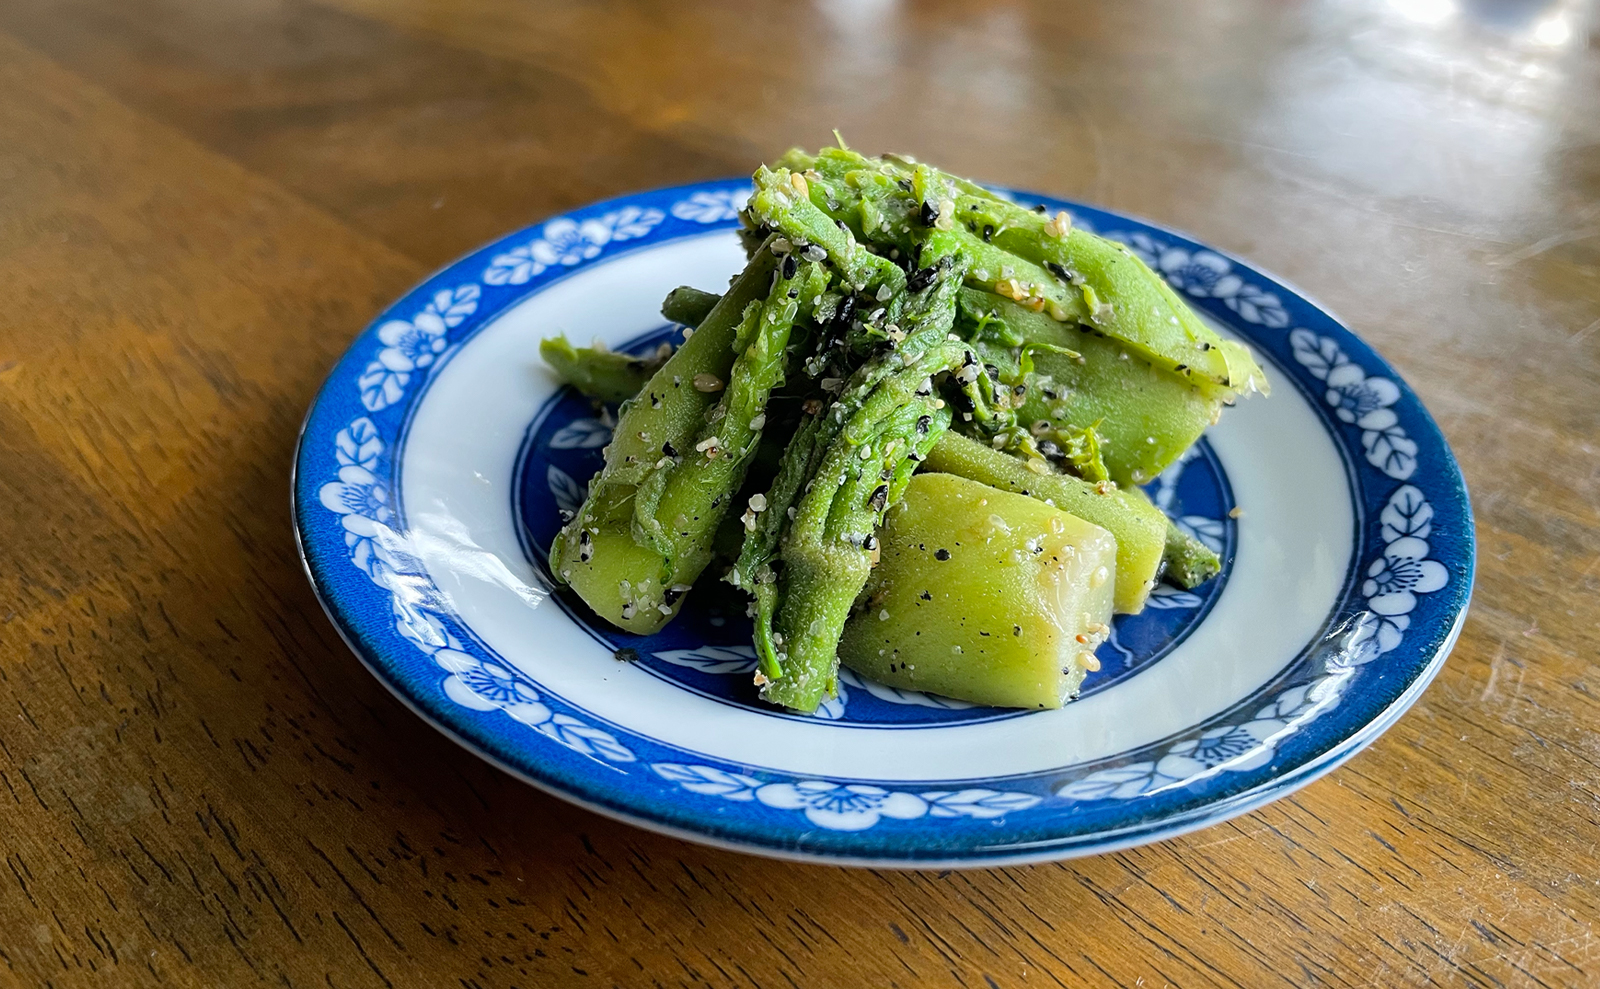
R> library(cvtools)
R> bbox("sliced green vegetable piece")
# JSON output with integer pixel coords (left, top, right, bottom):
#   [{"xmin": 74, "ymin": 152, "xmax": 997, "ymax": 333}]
[
  {"xmin": 757, "ymin": 241, "xmax": 976, "ymax": 712},
  {"xmin": 922, "ymin": 431, "xmax": 1166, "ymax": 613},
  {"xmin": 631, "ymin": 258, "xmax": 830, "ymax": 607},
  {"xmin": 958, "ymin": 289, "xmax": 1221, "ymax": 486},
  {"xmin": 661, "ymin": 286, "xmax": 722, "ymax": 329},
  {"xmin": 539, "ymin": 335, "xmax": 670, "ymax": 403},
  {"xmin": 1161, "ymin": 515, "xmax": 1223, "ymax": 589},
  {"xmin": 550, "ymin": 246, "xmax": 778, "ymax": 633},
  {"xmin": 768, "ymin": 148, "xmax": 1269, "ymax": 402},
  {"xmin": 839, "ymin": 473, "xmax": 1116, "ymax": 709}
]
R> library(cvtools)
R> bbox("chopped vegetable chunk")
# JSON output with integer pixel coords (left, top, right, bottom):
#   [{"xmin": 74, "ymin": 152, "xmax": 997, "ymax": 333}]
[{"xmin": 840, "ymin": 474, "xmax": 1115, "ymax": 709}]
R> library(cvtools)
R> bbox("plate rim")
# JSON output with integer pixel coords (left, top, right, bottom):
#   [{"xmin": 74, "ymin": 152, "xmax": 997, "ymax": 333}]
[{"xmin": 291, "ymin": 177, "xmax": 1475, "ymax": 865}]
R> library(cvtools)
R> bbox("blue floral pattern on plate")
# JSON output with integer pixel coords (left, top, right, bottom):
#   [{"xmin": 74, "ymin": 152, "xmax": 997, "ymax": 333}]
[{"xmin": 293, "ymin": 180, "xmax": 1474, "ymax": 865}]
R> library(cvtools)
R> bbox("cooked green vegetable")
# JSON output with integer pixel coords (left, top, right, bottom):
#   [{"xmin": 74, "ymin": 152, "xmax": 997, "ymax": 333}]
[
  {"xmin": 840, "ymin": 473, "xmax": 1116, "ymax": 709},
  {"xmin": 773, "ymin": 147, "xmax": 1269, "ymax": 401},
  {"xmin": 958, "ymin": 289, "xmax": 1221, "ymax": 486},
  {"xmin": 540, "ymin": 142, "xmax": 1267, "ymax": 712},
  {"xmin": 921, "ymin": 431, "xmax": 1166, "ymax": 614},
  {"xmin": 538, "ymin": 335, "xmax": 671, "ymax": 403},
  {"xmin": 661, "ymin": 285, "xmax": 722, "ymax": 329},
  {"xmin": 1162, "ymin": 514, "xmax": 1223, "ymax": 590},
  {"xmin": 759, "ymin": 238, "xmax": 980, "ymax": 711},
  {"xmin": 630, "ymin": 258, "xmax": 829, "ymax": 595},
  {"xmin": 549, "ymin": 246, "xmax": 778, "ymax": 632}
]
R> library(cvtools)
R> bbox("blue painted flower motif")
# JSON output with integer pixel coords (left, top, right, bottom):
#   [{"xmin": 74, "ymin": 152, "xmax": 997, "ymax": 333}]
[
  {"xmin": 1156, "ymin": 722, "xmax": 1278, "ymax": 780},
  {"xmin": 1292, "ymin": 329, "xmax": 1417, "ymax": 480},
  {"xmin": 1325, "ymin": 363, "xmax": 1401, "ymax": 425},
  {"xmin": 538, "ymin": 216, "xmax": 612, "ymax": 266},
  {"xmin": 670, "ymin": 188, "xmax": 751, "ymax": 224},
  {"xmin": 1108, "ymin": 232, "xmax": 1288, "ymax": 326},
  {"xmin": 376, "ymin": 317, "xmax": 447, "ymax": 372},
  {"xmin": 1363, "ymin": 536, "xmax": 1449, "ymax": 615},
  {"xmin": 755, "ymin": 781, "xmax": 927, "ymax": 831},
  {"xmin": 359, "ymin": 286, "xmax": 478, "ymax": 410},
  {"xmin": 1159, "ymin": 247, "xmax": 1241, "ymax": 298},
  {"xmin": 434, "ymin": 648, "xmax": 554, "ymax": 728},
  {"xmin": 319, "ymin": 465, "xmax": 390, "ymax": 524},
  {"xmin": 458, "ymin": 660, "xmax": 542, "ymax": 706},
  {"xmin": 483, "ymin": 208, "xmax": 665, "ymax": 285}
]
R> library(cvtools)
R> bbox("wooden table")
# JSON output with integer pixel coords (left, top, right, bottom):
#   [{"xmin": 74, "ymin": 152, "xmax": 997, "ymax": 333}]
[{"xmin": 3, "ymin": 1, "xmax": 1597, "ymax": 985}]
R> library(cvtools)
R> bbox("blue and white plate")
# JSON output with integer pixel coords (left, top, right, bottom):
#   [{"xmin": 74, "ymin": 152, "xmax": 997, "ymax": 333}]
[{"xmin": 293, "ymin": 180, "xmax": 1473, "ymax": 866}]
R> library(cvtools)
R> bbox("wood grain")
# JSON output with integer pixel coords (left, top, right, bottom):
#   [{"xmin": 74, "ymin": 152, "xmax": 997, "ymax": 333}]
[{"xmin": 1, "ymin": 1, "xmax": 1597, "ymax": 986}]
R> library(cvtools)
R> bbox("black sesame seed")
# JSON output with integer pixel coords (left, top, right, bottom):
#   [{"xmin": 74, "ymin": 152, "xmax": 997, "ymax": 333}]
[
  {"xmin": 662, "ymin": 440, "xmax": 678, "ymax": 458},
  {"xmin": 934, "ymin": 548, "xmax": 951, "ymax": 561},
  {"xmin": 919, "ymin": 201, "xmax": 939, "ymax": 227},
  {"xmin": 868, "ymin": 485, "xmax": 888, "ymax": 511},
  {"xmin": 915, "ymin": 415, "xmax": 932, "ymax": 435},
  {"xmin": 982, "ymin": 224, "xmax": 994, "ymax": 243},
  {"xmin": 782, "ymin": 254, "xmax": 798, "ymax": 279},
  {"xmin": 919, "ymin": 590, "xmax": 932, "ymax": 601}
]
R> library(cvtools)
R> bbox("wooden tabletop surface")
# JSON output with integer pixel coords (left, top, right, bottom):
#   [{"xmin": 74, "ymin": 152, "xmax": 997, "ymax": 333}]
[{"xmin": 4, "ymin": 1, "xmax": 1599, "ymax": 986}]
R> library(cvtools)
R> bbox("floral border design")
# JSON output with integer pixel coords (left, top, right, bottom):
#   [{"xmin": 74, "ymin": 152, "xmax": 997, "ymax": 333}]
[
  {"xmin": 1113, "ymin": 231, "xmax": 1291, "ymax": 329},
  {"xmin": 1290, "ymin": 329, "xmax": 1417, "ymax": 481},
  {"xmin": 1055, "ymin": 483, "xmax": 1446, "ymax": 801},
  {"xmin": 483, "ymin": 206, "xmax": 666, "ymax": 287},
  {"xmin": 319, "ymin": 416, "xmax": 637, "ymax": 765},
  {"xmin": 358, "ymin": 285, "xmax": 480, "ymax": 412},
  {"xmin": 650, "ymin": 764, "xmax": 1041, "ymax": 832}
]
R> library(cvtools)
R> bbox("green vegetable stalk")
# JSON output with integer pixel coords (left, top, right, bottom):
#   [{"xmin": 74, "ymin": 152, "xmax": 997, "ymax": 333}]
[
  {"xmin": 958, "ymin": 288, "xmax": 1221, "ymax": 486},
  {"xmin": 921, "ymin": 431, "xmax": 1167, "ymax": 613},
  {"xmin": 549, "ymin": 245, "xmax": 779, "ymax": 633},
  {"xmin": 538, "ymin": 335, "xmax": 671, "ymax": 404}
]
